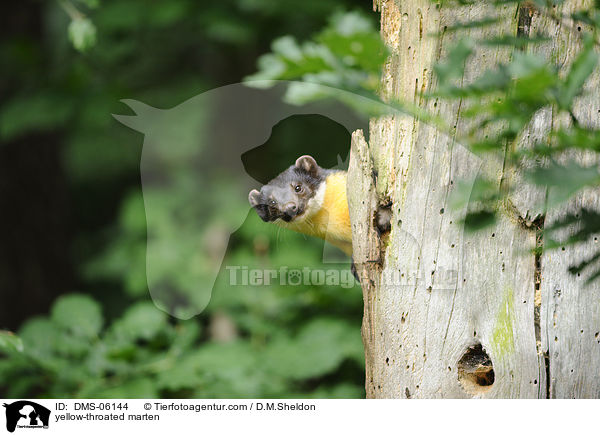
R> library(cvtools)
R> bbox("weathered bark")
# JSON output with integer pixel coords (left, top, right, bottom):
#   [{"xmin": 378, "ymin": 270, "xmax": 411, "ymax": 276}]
[{"xmin": 348, "ymin": 0, "xmax": 600, "ymax": 398}]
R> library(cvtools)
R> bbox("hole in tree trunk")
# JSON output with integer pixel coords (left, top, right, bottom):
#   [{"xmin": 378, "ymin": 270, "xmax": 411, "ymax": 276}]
[
  {"xmin": 457, "ymin": 343, "xmax": 494, "ymax": 395},
  {"xmin": 374, "ymin": 202, "xmax": 392, "ymax": 236}
]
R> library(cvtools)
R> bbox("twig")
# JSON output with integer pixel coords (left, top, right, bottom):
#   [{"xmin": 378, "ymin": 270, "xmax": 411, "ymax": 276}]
[{"xmin": 57, "ymin": 0, "xmax": 85, "ymax": 20}]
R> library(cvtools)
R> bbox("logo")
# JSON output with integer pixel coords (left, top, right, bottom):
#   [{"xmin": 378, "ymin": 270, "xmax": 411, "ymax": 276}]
[{"xmin": 3, "ymin": 401, "xmax": 50, "ymax": 433}]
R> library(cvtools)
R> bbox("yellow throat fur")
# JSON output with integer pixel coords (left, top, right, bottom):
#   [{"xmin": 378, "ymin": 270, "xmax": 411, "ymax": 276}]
[{"xmin": 276, "ymin": 171, "xmax": 352, "ymax": 256}]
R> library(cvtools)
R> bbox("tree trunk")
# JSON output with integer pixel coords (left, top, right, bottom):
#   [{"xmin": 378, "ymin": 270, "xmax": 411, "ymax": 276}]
[{"xmin": 348, "ymin": 0, "xmax": 600, "ymax": 398}]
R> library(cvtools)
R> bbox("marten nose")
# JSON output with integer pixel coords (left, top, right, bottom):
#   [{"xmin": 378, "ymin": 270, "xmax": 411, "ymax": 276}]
[{"xmin": 284, "ymin": 203, "xmax": 298, "ymax": 216}]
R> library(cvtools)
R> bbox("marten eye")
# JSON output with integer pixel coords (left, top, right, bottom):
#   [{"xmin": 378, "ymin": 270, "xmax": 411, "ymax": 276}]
[
  {"xmin": 294, "ymin": 184, "xmax": 302, "ymax": 193},
  {"xmin": 269, "ymin": 199, "xmax": 276, "ymax": 206}
]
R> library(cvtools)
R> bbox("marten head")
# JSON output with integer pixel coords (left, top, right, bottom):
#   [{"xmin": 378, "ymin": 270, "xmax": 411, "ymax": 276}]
[{"xmin": 249, "ymin": 155, "xmax": 326, "ymax": 223}]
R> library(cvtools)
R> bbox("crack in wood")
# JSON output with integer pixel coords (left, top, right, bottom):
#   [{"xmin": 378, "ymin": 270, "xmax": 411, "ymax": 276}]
[
  {"xmin": 515, "ymin": 2, "xmax": 550, "ymax": 398},
  {"xmin": 533, "ymin": 215, "xmax": 550, "ymax": 398}
]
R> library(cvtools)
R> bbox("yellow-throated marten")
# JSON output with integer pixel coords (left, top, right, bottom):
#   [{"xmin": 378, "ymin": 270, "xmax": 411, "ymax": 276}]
[{"xmin": 248, "ymin": 155, "xmax": 352, "ymax": 256}]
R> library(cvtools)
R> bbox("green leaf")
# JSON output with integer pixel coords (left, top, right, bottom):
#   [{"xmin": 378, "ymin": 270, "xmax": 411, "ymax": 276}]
[
  {"xmin": 469, "ymin": 138, "xmax": 505, "ymax": 154},
  {"xmin": 545, "ymin": 208, "xmax": 600, "ymax": 283},
  {"xmin": 557, "ymin": 34, "xmax": 599, "ymax": 109},
  {"xmin": 568, "ymin": 251, "xmax": 600, "ymax": 276},
  {"xmin": 272, "ymin": 36, "xmax": 304, "ymax": 62},
  {"xmin": 19, "ymin": 318, "xmax": 60, "ymax": 358},
  {"xmin": 449, "ymin": 176, "xmax": 500, "ymax": 233},
  {"xmin": 546, "ymin": 208, "xmax": 600, "ymax": 245},
  {"xmin": 526, "ymin": 160, "xmax": 600, "ymax": 206},
  {"xmin": 570, "ymin": 10, "xmax": 597, "ymax": 27},
  {"xmin": 318, "ymin": 11, "xmax": 387, "ymax": 72},
  {"xmin": 156, "ymin": 342, "xmax": 265, "ymax": 397},
  {"xmin": 449, "ymin": 177, "xmax": 500, "ymax": 210},
  {"xmin": 112, "ymin": 302, "xmax": 167, "ymax": 341},
  {"xmin": 244, "ymin": 11, "xmax": 386, "ymax": 105},
  {"xmin": 264, "ymin": 318, "xmax": 362, "ymax": 380},
  {"xmin": 481, "ymin": 34, "xmax": 550, "ymax": 48},
  {"xmin": 507, "ymin": 52, "xmax": 549, "ymax": 79},
  {"xmin": 17, "ymin": 318, "xmax": 77, "ymax": 371},
  {"xmin": 327, "ymin": 10, "xmax": 373, "ymax": 35},
  {"xmin": 68, "ymin": 17, "xmax": 97, "ymax": 52},
  {"xmin": 437, "ymin": 17, "xmax": 501, "ymax": 33},
  {"xmin": 0, "ymin": 331, "xmax": 24, "ymax": 355},
  {"xmin": 51, "ymin": 294, "xmax": 103, "ymax": 338},
  {"xmin": 464, "ymin": 210, "xmax": 497, "ymax": 232},
  {"xmin": 433, "ymin": 38, "xmax": 474, "ymax": 87},
  {"xmin": 554, "ymin": 127, "xmax": 600, "ymax": 152},
  {"xmin": 456, "ymin": 67, "xmax": 512, "ymax": 97}
]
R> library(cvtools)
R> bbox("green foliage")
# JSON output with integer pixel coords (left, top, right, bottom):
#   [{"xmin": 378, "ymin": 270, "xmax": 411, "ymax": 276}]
[
  {"xmin": 526, "ymin": 160, "xmax": 600, "ymax": 207},
  {"xmin": 245, "ymin": 11, "xmax": 387, "ymax": 105},
  {"xmin": 545, "ymin": 208, "xmax": 600, "ymax": 283},
  {"xmin": 68, "ymin": 17, "xmax": 97, "ymax": 52},
  {"xmin": 557, "ymin": 35, "xmax": 599, "ymax": 109},
  {"xmin": 0, "ymin": 331, "xmax": 23, "ymax": 356},
  {"xmin": 264, "ymin": 318, "xmax": 363, "ymax": 380},
  {"xmin": 449, "ymin": 177, "xmax": 503, "ymax": 232},
  {"xmin": 0, "ymin": 285, "xmax": 363, "ymax": 398},
  {"xmin": 51, "ymin": 294, "xmax": 104, "ymax": 338},
  {"xmin": 433, "ymin": 39, "xmax": 475, "ymax": 94},
  {"xmin": 57, "ymin": 0, "xmax": 99, "ymax": 52}
]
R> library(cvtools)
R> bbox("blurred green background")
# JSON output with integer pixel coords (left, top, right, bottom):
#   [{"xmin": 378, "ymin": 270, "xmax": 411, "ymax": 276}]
[{"xmin": 0, "ymin": 0, "xmax": 381, "ymax": 398}]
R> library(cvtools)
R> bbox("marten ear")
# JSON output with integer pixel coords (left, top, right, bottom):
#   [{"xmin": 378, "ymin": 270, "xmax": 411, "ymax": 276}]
[
  {"xmin": 295, "ymin": 155, "xmax": 319, "ymax": 176},
  {"xmin": 248, "ymin": 189, "xmax": 261, "ymax": 207}
]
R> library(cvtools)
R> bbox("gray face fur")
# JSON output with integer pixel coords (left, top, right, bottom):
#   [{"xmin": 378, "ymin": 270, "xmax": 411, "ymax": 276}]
[{"xmin": 248, "ymin": 155, "xmax": 325, "ymax": 223}]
